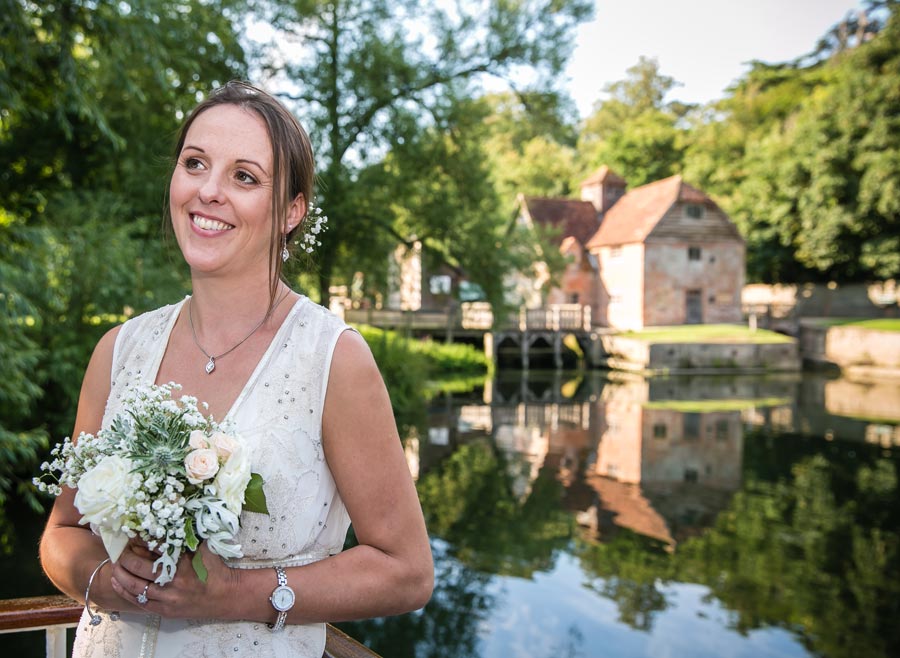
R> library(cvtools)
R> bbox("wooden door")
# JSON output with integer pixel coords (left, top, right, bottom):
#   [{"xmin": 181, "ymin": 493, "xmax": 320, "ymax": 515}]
[{"xmin": 686, "ymin": 289, "xmax": 703, "ymax": 324}]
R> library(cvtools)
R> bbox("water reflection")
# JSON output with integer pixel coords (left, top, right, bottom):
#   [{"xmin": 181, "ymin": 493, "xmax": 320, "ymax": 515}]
[
  {"xmin": 341, "ymin": 370, "xmax": 900, "ymax": 658},
  {"xmin": 2, "ymin": 370, "xmax": 899, "ymax": 658}
]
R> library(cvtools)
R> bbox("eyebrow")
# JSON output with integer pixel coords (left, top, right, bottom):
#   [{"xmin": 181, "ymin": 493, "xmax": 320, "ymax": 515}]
[{"xmin": 182, "ymin": 145, "xmax": 270, "ymax": 176}]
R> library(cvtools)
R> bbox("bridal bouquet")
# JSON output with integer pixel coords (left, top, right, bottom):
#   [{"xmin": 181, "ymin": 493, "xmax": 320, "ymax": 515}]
[{"xmin": 34, "ymin": 382, "xmax": 267, "ymax": 585}]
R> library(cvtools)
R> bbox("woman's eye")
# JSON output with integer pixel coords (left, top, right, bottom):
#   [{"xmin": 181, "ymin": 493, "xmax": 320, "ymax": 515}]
[
  {"xmin": 236, "ymin": 170, "xmax": 258, "ymax": 185},
  {"xmin": 184, "ymin": 157, "xmax": 203, "ymax": 170}
]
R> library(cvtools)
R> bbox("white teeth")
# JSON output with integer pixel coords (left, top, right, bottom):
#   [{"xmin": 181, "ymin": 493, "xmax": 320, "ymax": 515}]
[{"xmin": 191, "ymin": 214, "xmax": 233, "ymax": 231}]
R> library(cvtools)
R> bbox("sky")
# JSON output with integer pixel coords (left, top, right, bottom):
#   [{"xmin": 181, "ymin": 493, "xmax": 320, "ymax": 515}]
[{"xmin": 565, "ymin": 0, "xmax": 866, "ymax": 117}]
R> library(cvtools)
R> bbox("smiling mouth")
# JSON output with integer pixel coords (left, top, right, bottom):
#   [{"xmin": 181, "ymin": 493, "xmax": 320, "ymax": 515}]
[{"xmin": 191, "ymin": 214, "xmax": 234, "ymax": 232}]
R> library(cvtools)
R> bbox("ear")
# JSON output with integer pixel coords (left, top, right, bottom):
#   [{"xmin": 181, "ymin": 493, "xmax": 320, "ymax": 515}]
[{"xmin": 285, "ymin": 194, "xmax": 307, "ymax": 233}]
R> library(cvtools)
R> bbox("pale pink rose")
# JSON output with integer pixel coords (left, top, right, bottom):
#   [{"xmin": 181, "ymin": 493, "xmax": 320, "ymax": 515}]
[
  {"xmin": 189, "ymin": 430, "xmax": 210, "ymax": 450},
  {"xmin": 210, "ymin": 431, "xmax": 240, "ymax": 461},
  {"xmin": 184, "ymin": 448, "xmax": 220, "ymax": 484}
]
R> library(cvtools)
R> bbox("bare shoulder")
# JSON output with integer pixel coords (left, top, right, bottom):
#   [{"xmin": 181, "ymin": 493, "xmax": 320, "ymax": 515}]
[
  {"xmin": 74, "ymin": 325, "xmax": 122, "ymax": 437},
  {"xmin": 84, "ymin": 325, "xmax": 122, "ymax": 388},
  {"xmin": 322, "ymin": 328, "xmax": 395, "ymax": 450},
  {"xmin": 330, "ymin": 329, "xmax": 380, "ymax": 378}
]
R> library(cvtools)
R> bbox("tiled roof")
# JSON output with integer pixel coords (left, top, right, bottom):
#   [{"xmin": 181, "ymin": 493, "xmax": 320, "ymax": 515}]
[
  {"xmin": 585, "ymin": 175, "xmax": 716, "ymax": 248},
  {"xmin": 521, "ymin": 196, "xmax": 600, "ymax": 247},
  {"xmin": 580, "ymin": 165, "xmax": 627, "ymax": 187}
]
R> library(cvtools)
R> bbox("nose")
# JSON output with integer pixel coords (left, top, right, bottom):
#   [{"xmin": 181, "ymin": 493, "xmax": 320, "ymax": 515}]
[{"xmin": 198, "ymin": 171, "xmax": 226, "ymax": 204}]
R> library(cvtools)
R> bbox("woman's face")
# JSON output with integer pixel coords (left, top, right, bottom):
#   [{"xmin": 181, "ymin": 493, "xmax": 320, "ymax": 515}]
[{"xmin": 170, "ymin": 104, "xmax": 284, "ymax": 281}]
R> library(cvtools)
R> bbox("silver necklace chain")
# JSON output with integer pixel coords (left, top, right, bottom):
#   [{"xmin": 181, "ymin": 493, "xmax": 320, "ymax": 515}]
[{"xmin": 188, "ymin": 289, "xmax": 290, "ymax": 375}]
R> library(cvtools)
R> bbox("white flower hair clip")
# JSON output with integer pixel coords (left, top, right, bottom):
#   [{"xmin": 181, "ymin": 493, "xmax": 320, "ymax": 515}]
[{"xmin": 296, "ymin": 201, "xmax": 328, "ymax": 254}]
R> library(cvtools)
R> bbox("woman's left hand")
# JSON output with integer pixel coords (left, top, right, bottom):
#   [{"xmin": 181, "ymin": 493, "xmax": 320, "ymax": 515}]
[{"xmin": 109, "ymin": 541, "xmax": 240, "ymax": 619}]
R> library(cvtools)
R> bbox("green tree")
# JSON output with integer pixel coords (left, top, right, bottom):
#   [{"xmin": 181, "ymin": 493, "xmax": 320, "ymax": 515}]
[
  {"xmin": 481, "ymin": 91, "xmax": 580, "ymax": 204},
  {"xmin": 253, "ymin": 0, "xmax": 593, "ymax": 302},
  {"xmin": 682, "ymin": 2, "xmax": 900, "ymax": 282},
  {"xmin": 0, "ymin": 1, "xmax": 248, "ymax": 506},
  {"xmin": 577, "ymin": 57, "xmax": 689, "ymax": 187}
]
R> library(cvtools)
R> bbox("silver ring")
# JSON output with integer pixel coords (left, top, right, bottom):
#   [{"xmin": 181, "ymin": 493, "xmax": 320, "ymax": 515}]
[{"xmin": 136, "ymin": 583, "xmax": 150, "ymax": 605}]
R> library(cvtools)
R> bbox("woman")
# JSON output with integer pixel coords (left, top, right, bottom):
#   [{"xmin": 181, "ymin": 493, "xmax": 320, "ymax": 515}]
[{"xmin": 39, "ymin": 81, "xmax": 433, "ymax": 657}]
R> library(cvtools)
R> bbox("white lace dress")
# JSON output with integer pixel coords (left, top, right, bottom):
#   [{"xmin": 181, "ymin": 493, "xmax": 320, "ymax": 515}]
[{"xmin": 71, "ymin": 296, "xmax": 353, "ymax": 658}]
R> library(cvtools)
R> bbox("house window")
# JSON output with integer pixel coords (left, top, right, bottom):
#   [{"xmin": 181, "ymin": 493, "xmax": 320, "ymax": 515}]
[
  {"xmin": 429, "ymin": 275, "xmax": 451, "ymax": 295},
  {"xmin": 683, "ymin": 413, "xmax": 701, "ymax": 440},
  {"xmin": 653, "ymin": 423, "xmax": 667, "ymax": 439},
  {"xmin": 715, "ymin": 419, "xmax": 729, "ymax": 441},
  {"xmin": 685, "ymin": 204, "xmax": 705, "ymax": 219},
  {"xmin": 609, "ymin": 246, "xmax": 622, "ymax": 258},
  {"xmin": 688, "ymin": 246, "xmax": 702, "ymax": 261}
]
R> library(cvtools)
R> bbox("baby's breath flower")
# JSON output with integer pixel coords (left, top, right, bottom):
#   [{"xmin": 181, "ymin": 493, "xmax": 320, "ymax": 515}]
[{"xmin": 35, "ymin": 382, "xmax": 264, "ymax": 586}]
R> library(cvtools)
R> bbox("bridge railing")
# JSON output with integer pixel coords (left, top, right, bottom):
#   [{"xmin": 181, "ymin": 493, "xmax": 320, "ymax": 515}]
[
  {"xmin": 514, "ymin": 304, "xmax": 591, "ymax": 331},
  {"xmin": 342, "ymin": 302, "xmax": 592, "ymax": 332},
  {"xmin": 0, "ymin": 595, "xmax": 380, "ymax": 658}
]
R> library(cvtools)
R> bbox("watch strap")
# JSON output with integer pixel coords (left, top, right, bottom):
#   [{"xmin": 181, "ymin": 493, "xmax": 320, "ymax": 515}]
[{"xmin": 269, "ymin": 566, "xmax": 290, "ymax": 632}]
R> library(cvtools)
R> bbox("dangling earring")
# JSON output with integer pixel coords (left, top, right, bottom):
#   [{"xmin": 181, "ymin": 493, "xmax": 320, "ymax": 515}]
[{"xmin": 281, "ymin": 235, "xmax": 289, "ymax": 263}]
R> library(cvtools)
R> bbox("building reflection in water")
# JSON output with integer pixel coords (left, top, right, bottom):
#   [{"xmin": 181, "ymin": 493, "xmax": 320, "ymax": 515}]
[
  {"xmin": 585, "ymin": 376, "xmax": 744, "ymax": 548},
  {"xmin": 407, "ymin": 370, "xmax": 900, "ymax": 550}
]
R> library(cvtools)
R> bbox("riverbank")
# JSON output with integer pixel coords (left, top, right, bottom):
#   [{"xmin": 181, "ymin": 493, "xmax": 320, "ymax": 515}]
[
  {"xmin": 799, "ymin": 318, "xmax": 900, "ymax": 378},
  {"xmin": 597, "ymin": 324, "xmax": 801, "ymax": 374}
]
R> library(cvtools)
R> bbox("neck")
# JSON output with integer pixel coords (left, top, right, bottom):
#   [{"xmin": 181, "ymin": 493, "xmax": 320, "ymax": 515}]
[{"xmin": 187, "ymin": 274, "xmax": 289, "ymax": 337}]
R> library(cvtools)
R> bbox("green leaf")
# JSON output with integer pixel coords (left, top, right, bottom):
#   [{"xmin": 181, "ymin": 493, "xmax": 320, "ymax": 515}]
[
  {"xmin": 192, "ymin": 550, "xmax": 208, "ymax": 584},
  {"xmin": 184, "ymin": 517, "xmax": 199, "ymax": 552},
  {"xmin": 243, "ymin": 472, "xmax": 268, "ymax": 515}
]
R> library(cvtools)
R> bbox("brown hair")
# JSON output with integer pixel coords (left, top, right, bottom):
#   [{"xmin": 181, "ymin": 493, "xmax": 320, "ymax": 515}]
[{"xmin": 167, "ymin": 80, "xmax": 315, "ymax": 309}]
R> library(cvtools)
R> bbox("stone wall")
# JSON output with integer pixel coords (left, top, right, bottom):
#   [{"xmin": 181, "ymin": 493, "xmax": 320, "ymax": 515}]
[
  {"xmin": 799, "ymin": 320, "xmax": 900, "ymax": 373},
  {"xmin": 644, "ymin": 240, "xmax": 744, "ymax": 326},
  {"xmin": 601, "ymin": 335, "xmax": 801, "ymax": 373},
  {"xmin": 597, "ymin": 243, "xmax": 644, "ymax": 329},
  {"xmin": 743, "ymin": 281, "xmax": 899, "ymax": 334}
]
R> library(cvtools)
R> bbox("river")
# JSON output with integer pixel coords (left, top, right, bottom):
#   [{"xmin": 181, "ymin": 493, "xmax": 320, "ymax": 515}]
[{"xmin": 3, "ymin": 370, "xmax": 899, "ymax": 657}]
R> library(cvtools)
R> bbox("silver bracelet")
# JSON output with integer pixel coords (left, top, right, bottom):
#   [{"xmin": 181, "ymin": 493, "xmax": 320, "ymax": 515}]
[{"xmin": 84, "ymin": 557, "xmax": 119, "ymax": 625}]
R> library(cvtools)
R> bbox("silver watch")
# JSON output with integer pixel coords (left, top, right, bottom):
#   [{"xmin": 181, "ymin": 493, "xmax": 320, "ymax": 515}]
[{"xmin": 267, "ymin": 566, "xmax": 295, "ymax": 632}]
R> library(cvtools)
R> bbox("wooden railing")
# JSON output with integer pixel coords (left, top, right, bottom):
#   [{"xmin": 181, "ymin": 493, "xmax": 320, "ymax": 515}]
[
  {"xmin": 514, "ymin": 304, "xmax": 591, "ymax": 331},
  {"xmin": 0, "ymin": 595, "xmax": 380, "ymax": 658},
  {"xmin": 343, "ymin": 301, "xmax": 494, "ymax": 331},
  {"xmin": 342, "ymin": 302, "xmax": 593, "ymax": 332}
]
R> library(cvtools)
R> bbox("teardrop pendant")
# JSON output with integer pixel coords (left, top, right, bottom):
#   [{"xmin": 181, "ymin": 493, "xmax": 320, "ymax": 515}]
[{"xmin": 205, "ymin": 357, "xmax": 216, "ymax": 375}]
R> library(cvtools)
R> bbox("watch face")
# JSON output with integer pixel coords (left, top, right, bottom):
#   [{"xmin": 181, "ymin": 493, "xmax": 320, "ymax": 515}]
[{"xmin": 272, "ymin": 586, "xmax": 295, "ymax": 611}]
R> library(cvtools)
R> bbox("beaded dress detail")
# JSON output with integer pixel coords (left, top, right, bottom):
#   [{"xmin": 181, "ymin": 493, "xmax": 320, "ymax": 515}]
[{"xmin": 72, "ymin": 297, "xmax": 352, "ymax": 658}]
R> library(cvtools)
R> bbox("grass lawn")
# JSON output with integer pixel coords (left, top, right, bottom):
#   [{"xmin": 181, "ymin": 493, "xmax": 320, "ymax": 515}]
[
  {"xmin": 809, "ymin": 318, "xmax": 900, "ymax": 332},
  {"xmin": 619, "ymin": 324, "xmax": 793, "ymax": 344},
  {"xmin": 643, "ymin": 397, "xmax": 791, "ymax": 412}
]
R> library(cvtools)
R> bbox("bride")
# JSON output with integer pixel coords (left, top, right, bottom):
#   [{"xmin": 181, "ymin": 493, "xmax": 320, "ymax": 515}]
[{"xmin": 38, "ymin": 81, "xmax": 433, "ymax": 657}]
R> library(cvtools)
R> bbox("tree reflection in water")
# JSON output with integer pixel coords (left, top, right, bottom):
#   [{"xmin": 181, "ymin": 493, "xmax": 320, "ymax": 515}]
[{"xmin": 341, "ymin": 441, "xmax": 572, "ymax": 657}]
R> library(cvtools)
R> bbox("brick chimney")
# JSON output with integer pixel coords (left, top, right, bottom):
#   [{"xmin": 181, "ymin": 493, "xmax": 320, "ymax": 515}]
[{"xmin": 580, "ymin": 166, "xmax": 627, "ymax": 215}]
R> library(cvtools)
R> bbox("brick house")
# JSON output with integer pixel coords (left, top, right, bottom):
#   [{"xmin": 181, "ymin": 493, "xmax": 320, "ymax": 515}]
[
  {"xmin": 511, "ymin": 193, "xmax": 602, "ymax": 314},
  {"xmin": 584, "ymin": 171, "xmax": 745, "ymax": 329}
]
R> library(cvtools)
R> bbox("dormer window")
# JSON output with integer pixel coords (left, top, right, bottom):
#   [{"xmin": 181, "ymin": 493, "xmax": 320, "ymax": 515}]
[{"xmin": 685, "ymin": 204, "xmax": 704, "ymax": 219}]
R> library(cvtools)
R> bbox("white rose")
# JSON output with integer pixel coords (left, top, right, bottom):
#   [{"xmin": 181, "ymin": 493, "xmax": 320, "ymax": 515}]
[
  {"xmin": 184, "ymin": 448, "xmax": 220, "ymax": 484},
  {"xmin": 210, "ymin": 431, "xmax": 240, "ymax": 461},
  {"xmin": 188, "ymin": 430, "xmax": 209, "ymax": 450},
  {"xmin": 74, "ymin": 455, "xmax": 132, "ymax": 562},
  {"xmin": 213, "ymin": 446, "xmax": 252, "ymax": 515}
]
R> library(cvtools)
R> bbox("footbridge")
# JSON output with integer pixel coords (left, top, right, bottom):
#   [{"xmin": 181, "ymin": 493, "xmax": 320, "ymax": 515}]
[{"xmin": 342, "ymin": 303, "xmax": 606, "ymax": 369}]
